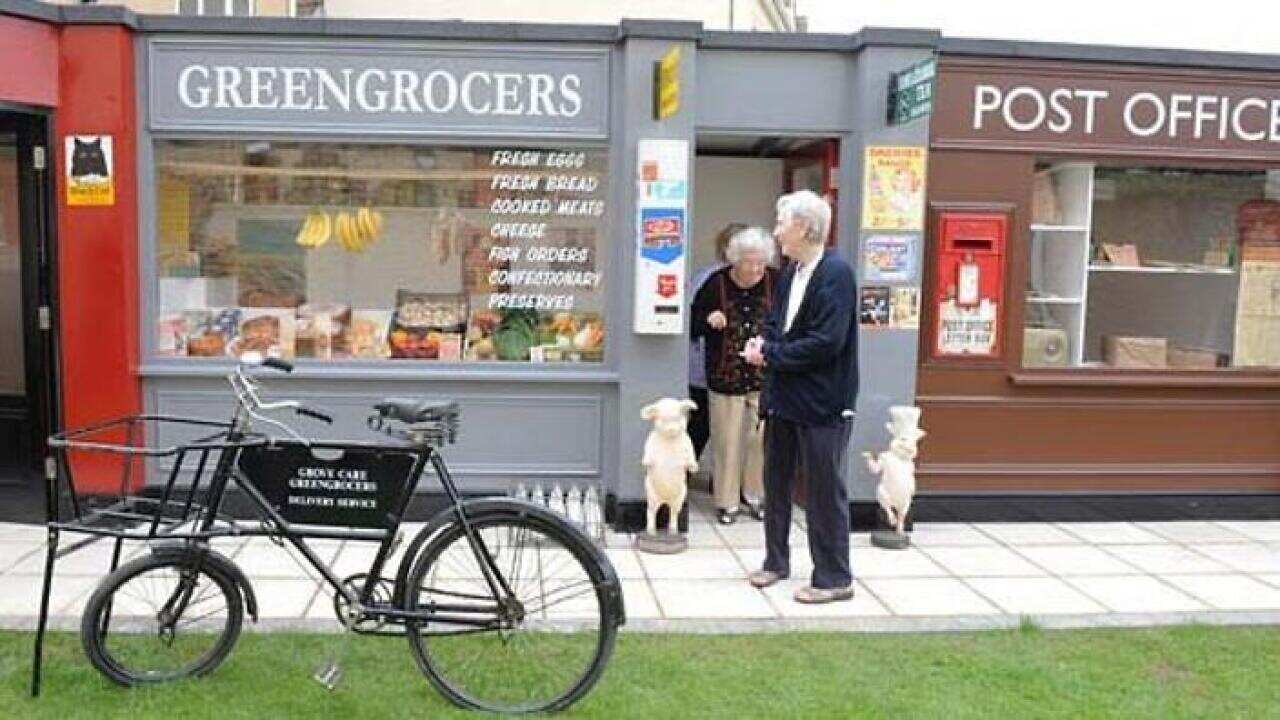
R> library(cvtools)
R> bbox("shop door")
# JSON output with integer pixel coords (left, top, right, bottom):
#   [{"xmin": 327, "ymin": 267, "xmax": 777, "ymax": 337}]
[{"xmin": 0, "ymin": 112, "xmax": 56, "ymax": 490}]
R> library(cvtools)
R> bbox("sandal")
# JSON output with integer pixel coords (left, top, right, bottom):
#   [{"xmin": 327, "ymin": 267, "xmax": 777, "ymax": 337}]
[
  {"xmin": 742, "ymin": 500, "xmax": 765, "ymax": 522},
  {"xmin": 716, "ymin": 508, "xmax": 738, "ymax": 525}
]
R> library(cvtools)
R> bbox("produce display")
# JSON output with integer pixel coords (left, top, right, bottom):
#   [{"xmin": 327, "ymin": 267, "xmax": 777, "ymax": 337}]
[
  {"xmin": 465, "ymin": 308, "xmax": 604, "ymax": 362},
  {"xmin": 389, "ymin": 291, "xmax": 468, "ymax": 359}
]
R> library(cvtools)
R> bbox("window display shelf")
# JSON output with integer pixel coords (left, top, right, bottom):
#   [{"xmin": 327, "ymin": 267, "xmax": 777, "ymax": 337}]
[
  {"xmin": 1031, "ymin": 224, "xmax": 1089, "ymax": 233},
  {"xmin": 1088, "ymin": 265, "xmax": 1237, "ymax": 275},
  {"xmin": 159, "ymin": 161, "xmax": 505, "ymax": 181},
  {"xmin": 1026, "ymin": 296, "xmax": 1083, "ymax": 304}
]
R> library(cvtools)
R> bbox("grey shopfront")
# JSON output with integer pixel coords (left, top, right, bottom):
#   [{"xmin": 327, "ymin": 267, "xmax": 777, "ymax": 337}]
[{"xmin": 133, "ymin": 18, "xmax": 937, "ymax": 528}]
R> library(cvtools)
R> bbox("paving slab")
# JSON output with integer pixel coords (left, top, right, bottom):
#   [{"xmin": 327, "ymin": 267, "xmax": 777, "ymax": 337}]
[
  {"xmin": 1012, "ymin": 545, "xmax": 1144, "ymax": 576},
  {"xmin": 1054, "ymin": 523, "xmax": 1166, "ymax": 545},
  {"xmin": 1187, "ymin": 543, "xmax": 1280, "ymax": 574},
  {"xmin": 917, "ymin": 545, "xmax": 1047, "ymax": 577},
  {"xmin": 909, "ymin": 523, "xmax": 1000, "ymax": 547},
  {"xmin": 1160, "ymin": 574, "xmax": 1280, "ymax": 611},
  {"xmin": 974, "ymin": 523, "xmax": 1081, "ymax": 546},
  {"xmin": 965, "ymin": 577, "xmax": 1107, "ymax": 615},
  {"xmin": 639, "ymin": 548, "xmax": 746, "ymax": 580},
  {"xmin": 650, "ymin": 579, "xmax": 777, "ymax": 620},
  {"xmin": 1101, "ymin": 544, "xmax": 1232, "ymax": 575},
  {"xmin": 1136, "ymin": 521, "xmax": 1255, "ymax": 545},
  {"xmin": 861, "ymin": 577, "xmax": 1001, "ymax": 616},
  {"xmin": 1061, "ymin": 575, "xmax": 1207, "ymax": 613},
  {"xmin": 1213, "ymin": 521, "xmax": 1280, "ymax": 543}
]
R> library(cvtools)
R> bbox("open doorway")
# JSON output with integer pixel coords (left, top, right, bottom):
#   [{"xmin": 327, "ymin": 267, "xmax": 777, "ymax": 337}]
[
  {"xmin": 692, "ymin": 135, "xmax": 839, "ymax": 273},
  {"xmin": 0, "ymin": 110, "xmax": 58, "ymax": 519},
  {"xmin": 687, "ymin": 134, "xmax": 839, "ymax": 520}
]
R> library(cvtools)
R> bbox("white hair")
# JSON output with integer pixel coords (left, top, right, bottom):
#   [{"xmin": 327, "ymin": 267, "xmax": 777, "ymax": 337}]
[
  {"xmin": 724, "ymin": 226, "xmax": 776, "ymax": 265},
  {"xmin": 776, "ymin": 190, "xmax": 832, "ymax": 246}
]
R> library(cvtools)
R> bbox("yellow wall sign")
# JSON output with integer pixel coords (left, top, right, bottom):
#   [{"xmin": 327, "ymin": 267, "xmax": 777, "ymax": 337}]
[
  {"xmin": 861, "ymin": 146, "xmax": 927, "ymax": 231},
  {"xmin": 654, "ymin": 46, "xmax": 680, "ymax": 120},
  {"xmin": 65, "ymin": 134, "xmax": 116, "ymax": 207}
]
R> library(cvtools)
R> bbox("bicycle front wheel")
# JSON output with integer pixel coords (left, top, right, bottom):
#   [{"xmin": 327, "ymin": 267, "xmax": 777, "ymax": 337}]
[
  {"xmin": 80, "ymin": 552, "xmax": 243, "ymax": 686},
  {"xmin": 403, "ymin": 507, "xmax": 620, "ymax": 713}
]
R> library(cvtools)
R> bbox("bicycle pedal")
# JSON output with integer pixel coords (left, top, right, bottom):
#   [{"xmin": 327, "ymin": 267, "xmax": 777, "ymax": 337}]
[{"xmin": 312, "ymin": 660, "xmax": 344, "ymax": 691}]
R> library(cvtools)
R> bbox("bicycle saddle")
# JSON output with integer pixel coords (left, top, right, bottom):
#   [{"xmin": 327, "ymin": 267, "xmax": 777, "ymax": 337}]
[{"xmin": 373, "ymin": 397, "xmax": 460, "ymax": 424}]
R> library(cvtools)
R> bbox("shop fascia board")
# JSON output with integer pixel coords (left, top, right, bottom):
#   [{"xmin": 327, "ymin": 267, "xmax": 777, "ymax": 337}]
[
  {"xmin": 699, "ymin": 27, "xmax": 940, "ymax": 51},
  {"xmin": 940, "ymin": 36, "xmax": 1280, "ymax": 74}
]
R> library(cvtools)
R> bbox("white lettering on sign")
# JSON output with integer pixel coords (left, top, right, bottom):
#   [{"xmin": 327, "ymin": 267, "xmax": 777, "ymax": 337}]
[
  {"xmin": 176, "ymin": 63, "xmax": 586, "ymax": 118},
  {"xmin": 971, "ymin": 84, "xmax": 1280, "ymax": 144}
]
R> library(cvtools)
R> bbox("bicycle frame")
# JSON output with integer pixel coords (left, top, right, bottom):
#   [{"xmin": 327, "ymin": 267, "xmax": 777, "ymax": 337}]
[{"xmin": 188, "ymin": 363, "xmax": 520, "ymax": 633}]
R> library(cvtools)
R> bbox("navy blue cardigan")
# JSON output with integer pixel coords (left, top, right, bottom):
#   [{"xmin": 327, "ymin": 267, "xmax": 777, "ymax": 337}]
[{"xmin": 761, "ymin": 250, "xmax": 859, "ymax": 426}]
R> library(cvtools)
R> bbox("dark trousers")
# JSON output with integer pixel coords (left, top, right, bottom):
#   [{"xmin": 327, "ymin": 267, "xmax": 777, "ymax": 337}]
[
  {"xmin": 688, "ymin": 385, "xmax": 711, "ymax": 460},
  {"xmin": 762, "ymin": 416, "xmax": 853, "ymax": 589}
]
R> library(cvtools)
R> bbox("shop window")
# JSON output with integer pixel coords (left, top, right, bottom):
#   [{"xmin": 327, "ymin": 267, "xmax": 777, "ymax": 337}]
[
  {"xmin": 1025, "ymin": 163, "xmax": 1280, "ymax": 371},
  {"xmin": 153, "ymin": 140, "xmax": 608, "ymax": 364}
]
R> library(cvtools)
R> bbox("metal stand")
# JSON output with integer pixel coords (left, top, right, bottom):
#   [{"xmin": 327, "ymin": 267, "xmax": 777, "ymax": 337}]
[{"xmin": 31, "ymin": 527, "xmax": 58, "ymax": 698}]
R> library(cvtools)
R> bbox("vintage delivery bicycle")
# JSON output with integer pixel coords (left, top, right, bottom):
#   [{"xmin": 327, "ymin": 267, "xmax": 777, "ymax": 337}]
[{"xmin": 32, "ymin": 354, "xmax": 624, "ymax": 714}]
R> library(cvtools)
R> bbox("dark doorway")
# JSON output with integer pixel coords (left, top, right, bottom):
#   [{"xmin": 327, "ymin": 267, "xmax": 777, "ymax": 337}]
[{"xmin": 0, "ymin": 110, "xmax": 58, "ymax": 517}]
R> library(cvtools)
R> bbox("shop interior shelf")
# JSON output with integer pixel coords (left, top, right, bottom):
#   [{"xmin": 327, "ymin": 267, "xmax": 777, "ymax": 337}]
[{"xmin": 1088, "ymin": 265, "xmax": 1238, "ymax": 275}]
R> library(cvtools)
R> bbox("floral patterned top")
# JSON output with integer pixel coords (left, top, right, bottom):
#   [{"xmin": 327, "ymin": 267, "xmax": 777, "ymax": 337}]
[{"xmin": 690, "ymin": 266, "xmax": 776, "ymax": 395}]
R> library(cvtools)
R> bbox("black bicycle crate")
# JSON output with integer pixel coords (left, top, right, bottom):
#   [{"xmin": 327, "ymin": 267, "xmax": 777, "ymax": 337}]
[{"xmin": 237, "ymin": 442, "xmax": 418, "ymax": 529}]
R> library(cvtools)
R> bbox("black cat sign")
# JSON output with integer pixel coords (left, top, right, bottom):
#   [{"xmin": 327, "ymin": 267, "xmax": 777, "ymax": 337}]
[{"xmin": 64, "ymin": 135, "xmax": 114, "ymax": 206}]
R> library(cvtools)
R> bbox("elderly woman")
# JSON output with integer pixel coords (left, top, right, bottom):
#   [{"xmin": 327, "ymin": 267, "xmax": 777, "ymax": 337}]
[{"xmin": 690, "ymin": 227, "xmax": 777, "ymax": 524}]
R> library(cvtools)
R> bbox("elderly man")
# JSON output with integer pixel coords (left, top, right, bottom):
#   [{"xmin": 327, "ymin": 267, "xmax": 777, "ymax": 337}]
[{"xmin": 743, "ymin": 190, "xmax": 858, "ymax": 604}]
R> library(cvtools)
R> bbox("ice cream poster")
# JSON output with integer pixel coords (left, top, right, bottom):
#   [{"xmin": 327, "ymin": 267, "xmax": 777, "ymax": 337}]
[
  {"xmin": 862, "ymin": 146, "xmax": 926, "ymax": 231},
  {"xmin": 862, "ymin": 233, "xmax": 918, "ymax": 283}
]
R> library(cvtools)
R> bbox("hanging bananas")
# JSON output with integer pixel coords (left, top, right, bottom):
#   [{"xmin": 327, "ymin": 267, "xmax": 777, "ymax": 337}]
[
  {"xmin": 294, "ymin": 210, "xmax": 331, "ymax": 248},
  {"xmin": 337, "ymin": 207, "xmax": 385, "ymax": 253},
  {"xmin": 297, "ymin": 207, "xmax": 383, "ymax": 252}
]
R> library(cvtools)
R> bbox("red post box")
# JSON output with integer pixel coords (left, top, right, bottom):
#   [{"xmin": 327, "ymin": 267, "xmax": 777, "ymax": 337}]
[{"xmin": 931, "ymin": 210, "xmax": 1008, "ymax": 359}]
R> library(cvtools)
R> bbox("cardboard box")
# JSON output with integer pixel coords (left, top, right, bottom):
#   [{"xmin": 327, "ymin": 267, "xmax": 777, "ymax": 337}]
[
  {"xmin": 1168, "ymin": 346, "xmax": 1223, "ymax": 369},
  {"xmin": 1103, "ymin": 336, "xmax": 1167, "ymax": 368}
]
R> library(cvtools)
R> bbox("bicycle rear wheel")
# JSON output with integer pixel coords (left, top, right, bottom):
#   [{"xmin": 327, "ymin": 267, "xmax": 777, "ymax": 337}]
[
  {"xmin": 81, "ymin": 552, "xmax": 243, "ymax": 686},
  {"xmin": 403, "ymin": 507, "xmax": 619, "ymax": 713}
]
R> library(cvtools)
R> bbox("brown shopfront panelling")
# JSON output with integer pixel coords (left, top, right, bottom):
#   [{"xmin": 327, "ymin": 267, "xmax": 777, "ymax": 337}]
[{"xmin": 919, "ymin": 56, "xmax": 1280, "ymax": 493}]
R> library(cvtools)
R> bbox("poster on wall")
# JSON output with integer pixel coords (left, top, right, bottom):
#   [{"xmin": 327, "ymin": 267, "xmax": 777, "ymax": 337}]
[
  {"xmin": 862, "ymin": 233, "xmax": 919, "ymax": 283},
  {"xmin": 936, "ymin": 298, "xmax": 998, "ymax": 356},
  {"xmin": 65, "ymin": 135, "xmax": 115, "ymax": 206},
  {"xmin": 861, "ymin": 146, "xmax": 925, "ymax": 231},
  {"xmin": 858, "ymin": 286, "xmax": 891, "ymax": 328},
  {"xmin": 634, "ymin": 138, "xmax": 689, "ymax": 334},
  {"xmin": 890, "ymin": 287, "xmax": 921, "ymax": 329}
]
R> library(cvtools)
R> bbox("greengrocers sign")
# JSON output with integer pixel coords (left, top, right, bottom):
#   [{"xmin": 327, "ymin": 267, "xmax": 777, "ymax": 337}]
[
  {"xmin": 148, "ymin": 40, "xmax": 610, "ymax": 137},
  {"xmin": 932, "ymin": 60, "xmax": 1280, "ymax": 159}
]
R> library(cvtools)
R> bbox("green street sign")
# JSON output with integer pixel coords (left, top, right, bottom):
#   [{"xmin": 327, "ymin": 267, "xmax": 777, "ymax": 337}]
[{"xmin": 888, "ymin": 58, "xmax": 936, "ymax": 126}]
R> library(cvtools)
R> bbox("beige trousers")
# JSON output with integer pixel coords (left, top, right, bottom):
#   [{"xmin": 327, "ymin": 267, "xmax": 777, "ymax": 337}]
[{"xmin": 708, "ymin": 391, "xmax": 765, "ymax": 510}]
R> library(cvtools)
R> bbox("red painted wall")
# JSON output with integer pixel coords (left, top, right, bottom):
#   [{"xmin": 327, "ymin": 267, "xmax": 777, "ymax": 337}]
[
  {"xmin": 55, "ymin": 25, "xmax": 142, "ymax": 492},
  {"xmin": 0, "ymin": 15, "xmax": 58, "ymax": 108}
]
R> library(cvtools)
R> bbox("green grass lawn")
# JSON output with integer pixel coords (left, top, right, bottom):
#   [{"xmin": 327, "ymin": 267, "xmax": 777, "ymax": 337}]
[{"xmin": 2, "ymin": 624, "xmax": 1277, "ymax": 719}]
